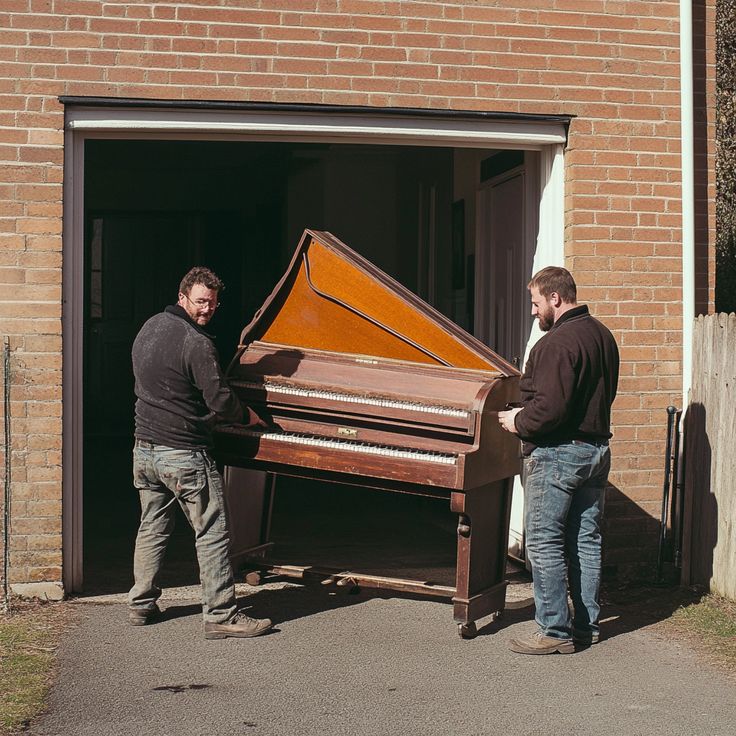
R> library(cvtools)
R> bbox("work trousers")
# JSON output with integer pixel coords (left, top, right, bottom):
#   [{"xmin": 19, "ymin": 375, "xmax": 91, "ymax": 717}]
[{"xmin": 128, "ymin": 440, "xmax": 237, "ymax": 624}]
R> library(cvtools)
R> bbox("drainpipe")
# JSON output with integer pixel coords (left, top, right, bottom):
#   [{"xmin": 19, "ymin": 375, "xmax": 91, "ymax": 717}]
[
  {"xmin": 675, "ymin": 0, "xmax": 695, "ymax": 580},
  {"xmin": 680, "ymin": 0, "xmax": 695, "ymax": 410}
]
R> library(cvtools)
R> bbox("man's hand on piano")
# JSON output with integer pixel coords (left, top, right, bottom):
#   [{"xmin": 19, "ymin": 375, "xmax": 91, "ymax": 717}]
[
  {"xmin": 242, "ymin": 405, "xmax": 270, "ymax": 430},
  {"xmin": 498, "ymin": 408, "xmax": 522, "ymax": 435}
]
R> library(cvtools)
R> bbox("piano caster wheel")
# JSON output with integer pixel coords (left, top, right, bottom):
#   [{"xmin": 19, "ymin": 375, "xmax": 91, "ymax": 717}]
[
  {"xmin": 244, "ymin": 571, "xmax": 263, "ymax": 586},
  {"xmin": 458, "ymin": 622, "xmax": 477, "ymax": 639}
]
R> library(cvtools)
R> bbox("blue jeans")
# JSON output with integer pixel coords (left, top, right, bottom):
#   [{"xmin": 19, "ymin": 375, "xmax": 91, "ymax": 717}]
[
  {"xmin": 128, "ymin": 440, "xmax": 237, "ymax": 624},
  {"xmin": 523, "ymin": 441, "xmax": 610, "ymax": 641}
]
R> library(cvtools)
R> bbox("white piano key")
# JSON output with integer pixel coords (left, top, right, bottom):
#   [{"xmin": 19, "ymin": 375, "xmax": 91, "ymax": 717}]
[
  {"xmin": 243, "ymin": 430, "xmax": 457, "ymax": 465},
  {"xmin": 234, "ymin": 381, "xmax": 469, "ymax": 419}
]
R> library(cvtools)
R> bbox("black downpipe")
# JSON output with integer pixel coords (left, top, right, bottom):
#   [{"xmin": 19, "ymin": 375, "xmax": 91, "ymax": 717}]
[
  {"xmin": 671, "ymin": 409, "xmax": 684, "ymax": 572},
  {"xmin": 657, "ymin": 406, "xmax": 678, "ymax": 582}
]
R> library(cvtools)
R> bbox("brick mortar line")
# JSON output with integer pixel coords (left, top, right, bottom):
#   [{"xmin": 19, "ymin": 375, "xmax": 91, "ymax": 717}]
[
  {"xmin": 0, "ymin": 69, "xmax": 683, "ymax": 81},
  {"xmin": 2, "ymin": 15, "xmax": 684, "ymax": 40},
  {"xmin": 0, "ymin": 50, "xmax": 685, "ymax": 69},
  {"xmin": 136, "ymin": 0, "xmax": 683, "ymax": 10},
  {"xmin": 4, "ymin": 8, "xmax": 684, "ymax": 25},
  {"xmin": 0, "ymin": 36, "xmax": 684, "ymax": 54}
]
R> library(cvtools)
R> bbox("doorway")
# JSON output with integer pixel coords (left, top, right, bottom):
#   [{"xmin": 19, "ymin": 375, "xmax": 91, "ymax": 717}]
[
  {"xmin": 80, "ymin": 139, "xmax": 468, "ymax": 592},
  {"xmin": 63, "ymin": 103, "xmax": 567, "ymax": 592},
  {"xmin": 475, "ymin": 152, "xmax": 540, "ymax": 560}
]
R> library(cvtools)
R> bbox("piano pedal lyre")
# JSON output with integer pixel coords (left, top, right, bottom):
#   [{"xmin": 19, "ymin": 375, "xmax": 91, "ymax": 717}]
[{"xmin": 320, "ymin": 573, "xmax": 358, "ymax": 593}]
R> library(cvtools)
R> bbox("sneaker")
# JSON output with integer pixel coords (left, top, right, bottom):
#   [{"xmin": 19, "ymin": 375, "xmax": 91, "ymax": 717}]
[
  {"xmin": 508, "ymin": 630, "xmax": 574, "ymax": 655},
  {"xmin": 128, "ymin": 603, "xmax": 162, "ymax": 627},
  {"xmin": 204, "ymin": 612, "xmax": 273, "ymax": 640}
]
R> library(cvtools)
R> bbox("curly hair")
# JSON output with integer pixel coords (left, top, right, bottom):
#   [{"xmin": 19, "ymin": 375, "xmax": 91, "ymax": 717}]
[
  {"xmin": 178, "ymin": 266, "xmax": 225, "ymax": 296},
  {"xmin": 527, "ymin": 266, "xmax": 577, "ymax": 303}
]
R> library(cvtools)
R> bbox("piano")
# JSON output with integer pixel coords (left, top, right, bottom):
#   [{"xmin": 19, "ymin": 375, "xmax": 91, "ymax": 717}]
[{"xmin": 214, "ymin": 229, "xmax": 521, "ymax": 638}]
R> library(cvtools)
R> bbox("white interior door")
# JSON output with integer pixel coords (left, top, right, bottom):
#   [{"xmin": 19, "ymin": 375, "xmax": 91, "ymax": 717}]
[{"xmin": 476, "ymin": 169, "xmax": 526, "ymax": 559}]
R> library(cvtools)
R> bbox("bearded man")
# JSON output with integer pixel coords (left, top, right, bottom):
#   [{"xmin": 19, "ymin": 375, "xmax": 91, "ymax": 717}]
[{"xmin": 498, "ymin": 266, "xmax": 619, "ymax": 654}]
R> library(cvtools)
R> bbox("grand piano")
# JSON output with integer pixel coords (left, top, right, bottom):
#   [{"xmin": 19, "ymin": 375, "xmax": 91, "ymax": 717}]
[{"xmin": 214, "ymin": 229, "xmax": 521, "ymax": 638}]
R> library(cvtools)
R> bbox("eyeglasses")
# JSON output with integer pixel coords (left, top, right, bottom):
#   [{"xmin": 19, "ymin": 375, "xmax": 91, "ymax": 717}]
[{"xmin": 183, "ymin": 293, "xmax": 220, "ymax": 309}]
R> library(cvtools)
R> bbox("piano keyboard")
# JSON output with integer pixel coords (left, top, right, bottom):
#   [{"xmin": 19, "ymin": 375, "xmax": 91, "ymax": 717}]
[
  {"xmin": 234, "ymin": 381, "xmax": 470, "ymax": 418},
  {"xmin": 240, "ymin": 429, "xmax": 458, "ymax": 465}
]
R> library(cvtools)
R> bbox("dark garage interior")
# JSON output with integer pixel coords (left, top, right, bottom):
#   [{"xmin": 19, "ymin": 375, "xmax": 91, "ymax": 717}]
[{"xmin": 81, "ymin": 137, "xmax": 513, "ymax": 596}]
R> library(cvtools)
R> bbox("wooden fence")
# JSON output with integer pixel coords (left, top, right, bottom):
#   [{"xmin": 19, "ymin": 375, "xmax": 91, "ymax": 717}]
[{"xmin": 683, "ymin": 313, "xmax": 736, "ymax": 600}]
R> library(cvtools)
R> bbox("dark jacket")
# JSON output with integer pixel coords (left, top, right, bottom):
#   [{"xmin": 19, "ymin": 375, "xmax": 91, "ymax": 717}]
[
  {"xmin": 514, "ymin": 304, "xmax": 619, "ymax": 455},
  {"xmin": 132, "ymin": 305, "xmax": 243, "ymax": 449}
]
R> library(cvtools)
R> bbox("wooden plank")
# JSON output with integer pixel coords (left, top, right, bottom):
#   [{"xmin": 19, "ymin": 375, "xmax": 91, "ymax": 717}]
[
  {"xmin": 246, "ymin": 561, "xmax": 456, "ymax": 598},
  {"xmin": 685, "ymin": 314, "xmax": 736, "ymax": 600}
]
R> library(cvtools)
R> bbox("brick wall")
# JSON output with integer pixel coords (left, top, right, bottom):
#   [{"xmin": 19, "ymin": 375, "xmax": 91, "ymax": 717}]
[{"xmin": 0, "ymin": 0, "xmax": 716, "ymax": 588}]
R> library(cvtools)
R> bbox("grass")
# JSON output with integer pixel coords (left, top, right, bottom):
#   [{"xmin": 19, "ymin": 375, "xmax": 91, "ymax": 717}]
[
  {"xmin": 663, "ymin": 592, "xmax": 736, "ymax": 672},
  {"xmin": 0, "ymin": 599, "xmax": 67, "ymax": 736}
]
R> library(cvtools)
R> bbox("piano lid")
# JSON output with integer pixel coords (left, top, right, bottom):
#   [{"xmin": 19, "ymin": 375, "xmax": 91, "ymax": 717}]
[{"xmin": 239, "ymin": 229, "xmax": 519, "ymax": 376}]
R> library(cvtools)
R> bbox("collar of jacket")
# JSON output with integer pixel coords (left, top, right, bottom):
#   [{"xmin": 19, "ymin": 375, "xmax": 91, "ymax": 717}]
[
  {"xmin": 165, "ymin": 304, "xmax": 216, "ymax": 340},
  {"xmin": 551, "ymin": 303, "xmax": 590, "ymax": 330}
]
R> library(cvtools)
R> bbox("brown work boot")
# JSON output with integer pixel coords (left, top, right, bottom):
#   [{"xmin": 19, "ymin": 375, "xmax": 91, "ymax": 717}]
[
  {"xmin": 508, "ymin": 630, "xmax": 574, "ymax": 655},
  {"xmin": 204, "ymin": 611, "xmax": 273, "ymax": 640},
  {"xmin": 128, "ymin": 603, "xmax": 162, "ymax": 627}
]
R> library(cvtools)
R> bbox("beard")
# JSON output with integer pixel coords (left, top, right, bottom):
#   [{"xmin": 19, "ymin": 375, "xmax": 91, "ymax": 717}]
[{"xmin": 537, "ymin": 305, "xmax": 555, "ymax": 332}]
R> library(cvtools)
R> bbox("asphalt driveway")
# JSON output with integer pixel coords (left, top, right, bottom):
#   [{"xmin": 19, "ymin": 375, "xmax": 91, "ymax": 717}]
[{"xmin": 31, "ymin": 577, "xmax": 736, "ymax": 736}]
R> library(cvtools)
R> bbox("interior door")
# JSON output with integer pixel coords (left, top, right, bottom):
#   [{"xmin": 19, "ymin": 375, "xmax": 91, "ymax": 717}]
[
  {"xmin": 476, "ymin": 170, "xmax": 526, "ymax": 366},
  {"xmin": 475, "ymin": 164, "xmax": 533, "ymax": 561}
]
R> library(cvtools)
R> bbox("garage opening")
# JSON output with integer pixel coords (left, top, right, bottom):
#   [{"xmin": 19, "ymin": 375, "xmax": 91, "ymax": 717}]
[{"xmin": 63, "ymin": 100, "xmax": 568, "ymax": 594}]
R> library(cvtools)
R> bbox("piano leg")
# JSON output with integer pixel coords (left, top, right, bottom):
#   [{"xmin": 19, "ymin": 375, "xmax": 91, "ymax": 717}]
[{"xmin": 451, "ymin": 478, "xmax": 513, "ymax": 637}]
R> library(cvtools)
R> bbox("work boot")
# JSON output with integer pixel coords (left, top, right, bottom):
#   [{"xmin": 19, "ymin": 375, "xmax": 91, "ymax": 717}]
[
  {"xmin": 508, "ymin": 630, "xmax": 574, "ymax": 655},
  {"xmin": 204, "ymin": 611, "xmax": 273, "ymax": 640},
  {"xmin": 128, "ymin": 603, "xmax": 162, "ymax": 627}
]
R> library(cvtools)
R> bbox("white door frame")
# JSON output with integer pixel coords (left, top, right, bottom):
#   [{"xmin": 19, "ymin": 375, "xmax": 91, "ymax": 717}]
[{"xmin": 61, "ymin": 102, "xmax": 567, "ymax": 591}]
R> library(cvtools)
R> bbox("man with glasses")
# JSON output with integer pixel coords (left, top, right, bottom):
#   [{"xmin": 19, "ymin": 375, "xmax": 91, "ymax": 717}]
[{"xmin": 128, "ymin": 266, "xmax": 273, "ymax": 639}]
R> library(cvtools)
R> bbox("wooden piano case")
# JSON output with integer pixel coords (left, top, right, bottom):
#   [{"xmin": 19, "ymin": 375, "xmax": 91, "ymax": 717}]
[{"xmin": 214, "ymin": 229, "xmax": 521, "ymax": 638}]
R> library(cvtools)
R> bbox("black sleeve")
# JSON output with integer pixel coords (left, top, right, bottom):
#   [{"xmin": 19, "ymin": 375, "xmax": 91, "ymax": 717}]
[
  {"xmin": 514, "ymin": 341, "xmax": 578, "ymax": 440},
  {"xmin": 188, "ymin": 336, "xmax": 244, "ymax": 425}
]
